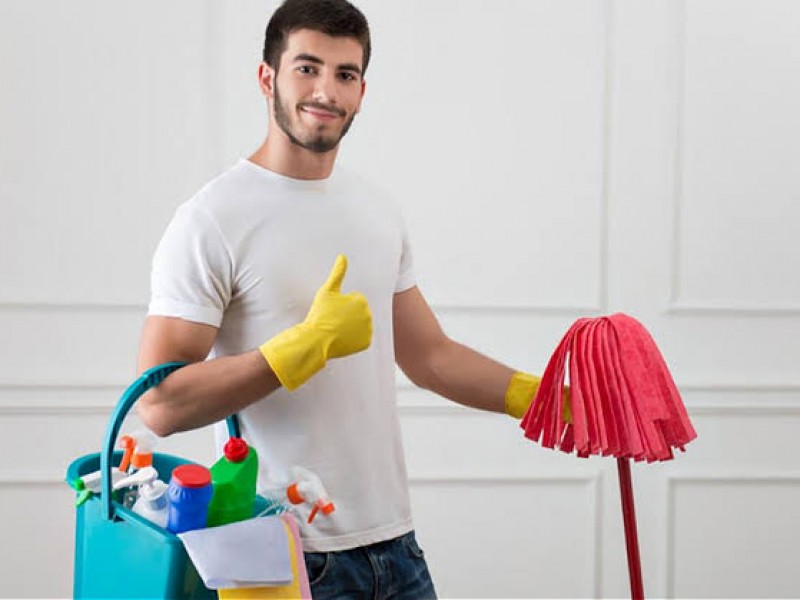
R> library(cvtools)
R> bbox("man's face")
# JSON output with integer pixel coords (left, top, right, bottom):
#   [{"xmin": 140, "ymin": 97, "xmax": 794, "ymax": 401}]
[{"xmin": 269, "ymin": 29, "xmax": 366, "ymax": 154}]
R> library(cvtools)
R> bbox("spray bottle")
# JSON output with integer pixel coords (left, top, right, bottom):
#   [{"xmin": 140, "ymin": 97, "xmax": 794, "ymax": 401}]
[
  {"xmin": 128, "ymin": 429, "xmax": 157, "ymax": 473},
  {"xmin": 122, "ymin": 430, "xmax": 158, "ymax": 507},
  {"xmin": 70, "ymin": 468, "xmax": 127, "ymax": 507},
  {"xmin": 113, "ymin": 466, "xmax": 169, "ymax": 528},
  {"xmin": 285, "ymin": 465, "xmax": 335, "ymax": 524},
  {"xmin": 206, "ymin": 437, "xmax": 259, "ymax": 527}
]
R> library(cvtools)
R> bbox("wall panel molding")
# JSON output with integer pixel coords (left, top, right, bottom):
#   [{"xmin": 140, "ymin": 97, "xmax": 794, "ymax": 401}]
[
  {"xmin": 410, "ymin": 473, "xmax": 602, "ymax": 598},
  {"xmin": 664, "ymin": 472, "xmax": 800, "ymax": 598},
  {"xmin": 666, "ymin": 0, "xmax": 800, "ymax": 315},
  {"xmin": 667, "ymin": 304, "xmax": 800, "ymax": 317},
  {"xmin": 2, "ymin": 382, "xmax": 798, "ymax": 414}
]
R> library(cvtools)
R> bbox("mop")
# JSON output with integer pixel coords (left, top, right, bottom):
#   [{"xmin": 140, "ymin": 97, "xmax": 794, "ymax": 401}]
[{"xmin": 521, "ymin": 313, "xmax": 697, "ymax": 599}]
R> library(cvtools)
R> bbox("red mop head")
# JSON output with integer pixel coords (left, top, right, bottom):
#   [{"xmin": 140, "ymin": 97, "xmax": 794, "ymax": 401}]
[{"xmin": 521, "ymin": 313, "xmax": 697, "ymax": 462}]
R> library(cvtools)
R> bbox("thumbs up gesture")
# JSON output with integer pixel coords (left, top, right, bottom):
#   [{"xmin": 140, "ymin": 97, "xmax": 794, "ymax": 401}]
[{"xmin": 260, "ymin": 255, "xmax": 373, "ymax": 390}]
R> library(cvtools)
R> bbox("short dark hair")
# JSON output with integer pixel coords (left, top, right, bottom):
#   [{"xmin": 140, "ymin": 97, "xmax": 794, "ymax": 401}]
[{"xmin": 263, "ymin": 0, "xmax": 371, "ymax": 75}]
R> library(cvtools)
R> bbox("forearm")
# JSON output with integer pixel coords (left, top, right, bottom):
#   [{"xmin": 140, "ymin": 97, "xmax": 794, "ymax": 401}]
[
  {"xmin": 421, "ymin": 338, "xmax": 515, "ymax": 414},
  {"xmin": 137, "ymin": 350, "xmax": 279, "ymax": 436}
]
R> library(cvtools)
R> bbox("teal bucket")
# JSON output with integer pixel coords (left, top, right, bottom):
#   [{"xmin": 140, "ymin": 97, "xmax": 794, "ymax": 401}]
[
  {"xmin": 65, "ymin": 363, "xmax": 262, "ymax": 599},
  {"xmin": 67, "ymin": 450, "xmax": 215, "ymax": 599}
]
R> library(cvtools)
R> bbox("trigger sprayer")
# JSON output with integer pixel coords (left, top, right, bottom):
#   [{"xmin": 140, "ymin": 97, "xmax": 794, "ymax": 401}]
[
  {"xmin": 286, "ymin": 466, "xmax": 335, "ymax": 524},
  {"xmin": 122, "ymin": 430, "xmax": 158, "ymax": 507},
  {"xmin": 114, "ymin": 466, "xmax": 169, "ymax": 528},
  {"xmin": 70, "ymin": 468, "xmax": 127, "ymax": 507}
]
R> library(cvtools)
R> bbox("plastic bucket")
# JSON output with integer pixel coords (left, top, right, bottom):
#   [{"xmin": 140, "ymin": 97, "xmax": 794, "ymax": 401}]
[{"xmin": 65, "ymin": 362, "xmax": 257, "ymax": 599}]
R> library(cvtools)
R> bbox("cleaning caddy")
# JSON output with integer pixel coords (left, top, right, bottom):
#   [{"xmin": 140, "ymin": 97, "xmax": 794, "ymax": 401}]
[{"xmin": 65, "ymin": 362, "xmax": 318, "ymax": 599}]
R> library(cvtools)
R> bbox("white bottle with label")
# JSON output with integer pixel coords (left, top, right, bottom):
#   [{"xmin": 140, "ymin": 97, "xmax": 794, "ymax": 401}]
[
  {"xmin": 132, "ymin": 478, "xmax": 169, "ymax": 528},
  {"xmin": 114, "ymin": 466, "xmax": 169, "ymax": 529}
]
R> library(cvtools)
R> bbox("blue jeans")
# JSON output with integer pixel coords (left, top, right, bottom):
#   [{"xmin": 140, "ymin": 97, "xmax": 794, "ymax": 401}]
[{"xmin": 303, "ymin": 530, "xmax": 437, "ymax": 600}]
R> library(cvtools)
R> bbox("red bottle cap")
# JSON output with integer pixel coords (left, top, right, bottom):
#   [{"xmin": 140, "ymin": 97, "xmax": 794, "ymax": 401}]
[
  {"xmin": 171, "ymin": 464, "xmax": 211, "ymax": 488},
  {"xmin": 224, "ymin": 437, "xmax": 249, "ymax": 463}
]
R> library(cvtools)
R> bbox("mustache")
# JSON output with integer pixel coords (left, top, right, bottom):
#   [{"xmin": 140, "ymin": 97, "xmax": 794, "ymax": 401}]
[{"xmin": 298, "ymin": 102, "xmax": 346, "ymax": 117}]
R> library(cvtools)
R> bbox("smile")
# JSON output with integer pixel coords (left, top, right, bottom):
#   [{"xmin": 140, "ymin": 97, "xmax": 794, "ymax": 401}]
[{"xmin": 300, "ymin": 106, "xmax": 341, "ymax": 121}]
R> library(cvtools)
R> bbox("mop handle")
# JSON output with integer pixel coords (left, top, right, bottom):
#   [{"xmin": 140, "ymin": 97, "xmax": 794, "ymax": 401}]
[{"xmin": 617, "ymin": 457, "xmax": 644, "ymax": 600}]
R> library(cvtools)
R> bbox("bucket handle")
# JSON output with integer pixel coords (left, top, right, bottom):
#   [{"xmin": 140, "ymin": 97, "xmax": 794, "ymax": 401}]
[{"xmin": 100, "ymin": 362, "xmax": 240, "ymax": 521}]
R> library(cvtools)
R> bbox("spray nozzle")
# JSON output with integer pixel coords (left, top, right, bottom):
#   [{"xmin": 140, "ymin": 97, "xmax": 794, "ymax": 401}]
[
  {"xmin": 118, "ymin": 435, "xmax": 136, "ymax": 472},
  {"xmin": 71, "ymin": 468, "xmax": 127, "ymax": 506},
  {"xmin": 129, "ymin": 430, "xmax": 158, "ymax": 470},
  {"xmin": 113, "ymin": 466, "xmax": 159, "ymax": 491},
  {"xmin": 286, "ymin": 466, "xmax": 335, "ymax": 524}
]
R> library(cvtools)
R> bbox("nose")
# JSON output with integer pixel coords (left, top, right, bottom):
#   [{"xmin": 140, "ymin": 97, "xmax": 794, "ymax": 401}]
[{"xmin": 311, "ymin": 72, "xmax": 338, "ymax": 106}]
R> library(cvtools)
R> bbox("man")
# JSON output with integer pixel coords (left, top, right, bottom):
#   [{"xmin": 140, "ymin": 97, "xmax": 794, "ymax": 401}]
[{"xmin": 137, "ymin": 1, "xmax": 544, "ymax": 598}]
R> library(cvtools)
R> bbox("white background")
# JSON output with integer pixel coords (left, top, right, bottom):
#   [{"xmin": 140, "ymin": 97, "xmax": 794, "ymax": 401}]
[{"xmin": 1, "ymin": 0, "xmax": 799, "ymax": 597}]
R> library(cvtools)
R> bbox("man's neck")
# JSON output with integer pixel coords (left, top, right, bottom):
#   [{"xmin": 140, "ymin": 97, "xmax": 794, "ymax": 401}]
[{"xmin": 248, "ymin": 134, "xmax": 338, "ymax": 181}]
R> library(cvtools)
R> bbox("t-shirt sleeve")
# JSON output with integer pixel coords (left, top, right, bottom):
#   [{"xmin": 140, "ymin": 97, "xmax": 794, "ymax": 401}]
[
  {"xmin": 147, "ymin": 202, "xmax": 233, "ymax": 327},
  {"xmin": 395, "ymin": 213, "xmax": 416, "ymax": 293}
]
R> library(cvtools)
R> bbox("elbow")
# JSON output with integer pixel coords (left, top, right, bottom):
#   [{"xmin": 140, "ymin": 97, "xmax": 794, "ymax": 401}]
[
  {"xmin": 136, "ymin": 390, "xmax": 180, "ymax": 438},
  {"xmin": 400, "ymin": 338, "xmax": 449, "ymax": 392}
]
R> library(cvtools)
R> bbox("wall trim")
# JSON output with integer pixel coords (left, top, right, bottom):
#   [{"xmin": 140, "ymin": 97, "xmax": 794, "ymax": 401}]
[
  {"xmin": 667, "ymin": 303, "xmax": 800, "ymax": 317},
  {"xmin": 410, "ymin": 472, "xmax": 602, "ymax": 598},
  {"xmin": 666, "ymin": 0, "xmax": 799, "ymax": 316},
  {"xmin": 1, "ymin": 382, "xmax": 798, "ymax": 414},
  {"xmin": 664, "ymin": 472, "xmax": 800, "ymax": 598}
]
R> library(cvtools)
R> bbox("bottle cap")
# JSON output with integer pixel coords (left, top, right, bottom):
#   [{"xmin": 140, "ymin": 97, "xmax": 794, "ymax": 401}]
[
  {"xmin": 171, "ymin": 464, "xmax": 211, "ymax": 489},
  {"xmin": 223, "ymin": 437, "xmax": 249, "ymax": 463}
]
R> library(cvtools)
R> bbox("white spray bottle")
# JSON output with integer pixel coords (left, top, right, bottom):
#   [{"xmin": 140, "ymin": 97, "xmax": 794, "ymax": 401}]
[
  {"xmin": 114, "ymin": 466, "xmax": 169, "ymax": 528},
  {"xmin": 285, "ymin": 465, "xmax": 335, "ymax": 524}
]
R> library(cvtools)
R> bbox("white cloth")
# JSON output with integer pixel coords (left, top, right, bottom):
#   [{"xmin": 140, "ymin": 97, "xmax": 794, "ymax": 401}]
[
  {"xmin": 178, "ymin": 517, "xmax": 292, "ymax": 589},
  {"xmin": 149, "ymin": 159, "xmax": 416, "ymax": 551}
]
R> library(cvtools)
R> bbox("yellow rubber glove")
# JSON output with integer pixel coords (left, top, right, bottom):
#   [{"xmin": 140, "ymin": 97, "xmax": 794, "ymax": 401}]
[
  {"xmin": 505, "ymin": 371, "xmax": 572, "ymax": 422},
  {"xmin": 259, "ymin": 255, "xmax": 372, "ymax": 391}
]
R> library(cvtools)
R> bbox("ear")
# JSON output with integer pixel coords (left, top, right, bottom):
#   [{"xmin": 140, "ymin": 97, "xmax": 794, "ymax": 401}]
[
  {"xmin": 258, "ymin": 62, "xmax": 276, "ymax": 99},
  {"xmin": 355, "ymin": 79, "xmax": 367, "ymax": 114}
]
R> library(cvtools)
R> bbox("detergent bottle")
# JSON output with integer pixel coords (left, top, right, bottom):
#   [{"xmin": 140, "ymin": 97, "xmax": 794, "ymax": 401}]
[
  {"xmin": 113, "ymin": 466, "xmax": 169, "ymax": 528},
  {"xmin": 166, "ymin": 464, "xmax": 213, "ymax": 534},
  {"xmin": 131, "ymin": 473, "xmax": 169, "ymax": 529},
  {"xmin": 206, "ymin": 437, "xmax": 259, "ymax": 527}
]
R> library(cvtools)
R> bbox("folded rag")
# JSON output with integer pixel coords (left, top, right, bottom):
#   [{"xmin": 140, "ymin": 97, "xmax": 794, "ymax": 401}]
[{"xmin": 178, "ymin": 516, "xmax": 292, "ymax": 589}]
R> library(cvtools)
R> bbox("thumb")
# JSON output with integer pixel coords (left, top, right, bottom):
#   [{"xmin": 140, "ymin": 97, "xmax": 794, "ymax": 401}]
[{"xmin": 320, "ymin": 254, "xmax": 348, "ymax": 293}]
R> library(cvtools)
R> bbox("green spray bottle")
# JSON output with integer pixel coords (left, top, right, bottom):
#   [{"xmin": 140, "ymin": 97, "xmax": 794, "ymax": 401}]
[{"xmin": 206, "ymin": 437, "xmax": 259, "ymax": 527}]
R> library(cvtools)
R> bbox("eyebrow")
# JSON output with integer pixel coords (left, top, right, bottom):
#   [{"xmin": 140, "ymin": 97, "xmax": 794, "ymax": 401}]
[{"xmin": 293, "ymin": 53, "xmax": 362, "ymax": 76}]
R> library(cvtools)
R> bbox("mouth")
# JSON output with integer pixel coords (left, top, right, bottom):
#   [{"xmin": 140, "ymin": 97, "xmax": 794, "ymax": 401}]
[{"xmin": 299, "ymin": 104, "xmax": 344, "ymax": 122}]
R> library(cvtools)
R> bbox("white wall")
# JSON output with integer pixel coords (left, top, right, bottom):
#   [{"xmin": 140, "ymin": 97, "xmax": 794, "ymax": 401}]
[{"xmin": 1, "ymin": 1, "xmax": 799, "ymax": 597}]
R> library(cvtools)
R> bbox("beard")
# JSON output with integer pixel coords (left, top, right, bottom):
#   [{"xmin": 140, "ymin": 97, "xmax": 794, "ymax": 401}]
[{"xmin": 273, "ymin": 82, "xmax": 357, "ymax": 154}]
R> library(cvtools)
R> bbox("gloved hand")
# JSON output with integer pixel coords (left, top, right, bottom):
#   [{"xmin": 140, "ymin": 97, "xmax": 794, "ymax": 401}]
[
  {"xmin": 505, "ymin": 371, "xmax": 572, "ymax": 421},
  {"xmin": 259, "ymin": 255, "xmax": 373, "ymax": 391}
]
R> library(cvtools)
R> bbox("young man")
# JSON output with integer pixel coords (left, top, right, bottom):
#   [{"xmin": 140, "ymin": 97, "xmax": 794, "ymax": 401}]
[{"xmin": 137, "ymin": 1, "xmax": 544, "ymax": 598}]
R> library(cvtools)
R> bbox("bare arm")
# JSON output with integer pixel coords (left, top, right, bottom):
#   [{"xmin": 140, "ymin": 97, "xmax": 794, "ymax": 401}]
[
  {"xmin": 136, "ymin": 316, "xmax": 281, "ymax": 436},
  {"xmin": 393, "ymin": 286, "xmax": 515, "ymax": 413}
]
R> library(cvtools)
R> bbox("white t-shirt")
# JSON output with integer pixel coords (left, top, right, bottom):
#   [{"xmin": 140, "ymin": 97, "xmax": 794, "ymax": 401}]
[{"xmin": 148, "ymin": 158, "xmax": 416, "ymax": 551}]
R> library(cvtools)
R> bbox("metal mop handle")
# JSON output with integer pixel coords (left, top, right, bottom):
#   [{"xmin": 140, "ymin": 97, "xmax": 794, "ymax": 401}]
[{"xmin": 617, "ymin": 458, "xmax": 644, "ymax": 600}]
